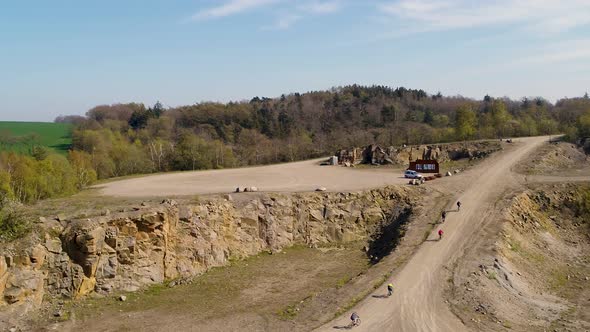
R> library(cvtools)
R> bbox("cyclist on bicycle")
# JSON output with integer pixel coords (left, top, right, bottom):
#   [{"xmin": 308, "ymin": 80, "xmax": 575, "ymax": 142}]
[
  {"xmin": 350, "ymin": 312, "xmax": 360, "ymax": 326},
  {"xmin": 387, "ymin": 283, "xmax": 394, "ymax": 297},
  {"xmin": 441, "ymin": 211, "xmax": 447, "ymax": 222},
  {"xmin": 438, "ymin": 229, "xmax": 444, "ymax": 240},
  {"xmin": 457, "ymin": 201, "xmax": 462, "ymax": 211}
]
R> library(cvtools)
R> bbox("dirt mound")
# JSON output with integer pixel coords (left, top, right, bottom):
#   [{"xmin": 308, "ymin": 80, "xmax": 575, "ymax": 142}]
[
  {"xmin": 449, "ymin": 185, "xmax": 590, "ymax": 331},
  {"xmin": 520, "ymin": 141, "xmax": 588, "ymax": 175}
]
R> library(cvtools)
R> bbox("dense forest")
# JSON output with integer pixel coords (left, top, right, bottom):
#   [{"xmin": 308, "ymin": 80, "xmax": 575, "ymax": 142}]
[{"xmin": 2, "ymin": 85, "xmax": 590, "ymax": 204}]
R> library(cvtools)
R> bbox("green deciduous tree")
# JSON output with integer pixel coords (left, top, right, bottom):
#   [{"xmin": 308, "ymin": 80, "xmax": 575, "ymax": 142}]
[
  {"xmin": 68, "ymin": 150, "xmax": 97, "ymax": 190},
  {"xmin": 490, "ymin": 100, "xmax": 511, "ymax": 138},
  {"xmin": 31, "ymin": 145, "xmax": 49, "ymax": 161},
  {"xmin": 578, "ymin": 109, "xmax": 590, "ymax": 138},
  {"xmin": 455, "ymin": 104, "xmax": 477, "ymax": 141}
]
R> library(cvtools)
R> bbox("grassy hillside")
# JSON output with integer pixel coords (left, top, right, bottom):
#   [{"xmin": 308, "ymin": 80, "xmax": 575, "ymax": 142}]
[{"xmin": 0, "ymin": 121, "xmax": 72, "ymax": 154}]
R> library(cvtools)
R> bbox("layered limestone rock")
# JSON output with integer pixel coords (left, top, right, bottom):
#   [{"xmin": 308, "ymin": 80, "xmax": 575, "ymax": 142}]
[
  {"xmin": 0, "ymin": 244, "xmax": 47, "ymax": 309},
  {"xmin": 0, "ymin": 186, "xmax": 416, "ymax": 309},
  {"xmin": 338, "ymin": 141, "xmax": 502, "ymax": 165}
]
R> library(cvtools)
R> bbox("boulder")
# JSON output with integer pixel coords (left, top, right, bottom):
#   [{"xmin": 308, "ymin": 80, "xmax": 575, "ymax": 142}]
[
  {"xmin": 4, "ymin": 287, "xmax": 25, "ymax": 304},
  {"xmin": 446, "ymin": 171, "xmax": 452, "ymax": 176},
  {"xmin": 161, "ymin": 199, "xmax": 178, "ymax": 206},
  {"xmin": 45, "ymin": 237, "xmax": 61, "ymax": 254},
  {"xmin": 178, "ymin": 206, "xmax": 192, "ymax": 222},
  {"xmin": 30, "ymin": 245, "xmax": 46, "ymax": 269}
]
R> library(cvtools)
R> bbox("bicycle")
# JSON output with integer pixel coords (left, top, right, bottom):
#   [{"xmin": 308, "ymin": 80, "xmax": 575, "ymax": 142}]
[{"xmin": 349, "ymin": 312, "xmax": 361, "ymax": 328}]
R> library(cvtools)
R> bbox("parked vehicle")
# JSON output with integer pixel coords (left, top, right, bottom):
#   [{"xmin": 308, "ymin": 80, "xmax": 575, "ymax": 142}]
[{"xmin": 404, "ymin": 170, "xmax": 423, "ymax": 179}]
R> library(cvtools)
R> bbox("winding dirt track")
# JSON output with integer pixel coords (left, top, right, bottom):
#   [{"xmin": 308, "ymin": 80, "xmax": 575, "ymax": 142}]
[
  {"xmin": 316, "ymin": 136, "xmax": 550, "ymax": 332},
  {"xmin": 96, "ymin": 159, "xmax": 409, "ymax": 197}
]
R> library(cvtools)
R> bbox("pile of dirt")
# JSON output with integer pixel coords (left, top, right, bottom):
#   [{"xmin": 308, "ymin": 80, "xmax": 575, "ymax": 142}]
[
  {"xmin": 448, "ymin": 184, "xmax": 590, "ymax": 331},
  {"xmin": 519, "ymin": 141, "xmax": 588, "ymax": 175}
]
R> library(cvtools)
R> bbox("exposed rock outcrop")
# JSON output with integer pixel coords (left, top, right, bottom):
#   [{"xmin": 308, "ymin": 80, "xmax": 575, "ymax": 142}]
[
  {"xmin": 0, "ymin": 186, "xmax": 417, "ymax": 311},
  {"xmin": 337, "ymin": 141, "xmax": 502, "ymax": 166}
]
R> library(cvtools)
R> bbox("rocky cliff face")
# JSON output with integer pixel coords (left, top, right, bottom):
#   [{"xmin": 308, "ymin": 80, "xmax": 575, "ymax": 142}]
[
  {"xmin": 337, "ymin": 141, "xmax": 502, "ymax": 165},
  {"xmin": 0, "ymin": 186, "xmax": 416, "ymax": 311}
]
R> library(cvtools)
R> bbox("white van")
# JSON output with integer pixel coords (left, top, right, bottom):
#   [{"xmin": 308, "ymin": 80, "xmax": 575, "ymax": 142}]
[{"xmin": 404, "ymin": 170, "xmax": 423, "ymax": 179}]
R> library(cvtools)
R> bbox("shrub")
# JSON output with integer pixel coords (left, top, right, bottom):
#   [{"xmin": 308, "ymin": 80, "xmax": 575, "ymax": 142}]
[{"xmin": 0, "ymin": 199, "xmax": 32, "ymax": 242}]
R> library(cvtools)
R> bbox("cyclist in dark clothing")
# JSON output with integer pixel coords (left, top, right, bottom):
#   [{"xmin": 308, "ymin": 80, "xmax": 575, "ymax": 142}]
[{"xmin": 350, "ymin": 312, "xmax": 360, "ymax": 326}]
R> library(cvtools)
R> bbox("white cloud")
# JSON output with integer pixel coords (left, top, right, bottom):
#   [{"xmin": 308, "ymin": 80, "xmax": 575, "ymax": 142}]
[
  {"xmin": 378, "ymin": 0, "xmax": 590, "ymax": 33},
  {"xmin": 191, "ymin": 0, "xmax": 280, "ymax": 20},
  {"xmin": 301, "ymin": 1, "xmax": 343, "ymax": 14},
  {"xmin": 516, "ymin": 39, "xmax": 590, "ymax": 65},
  {"xmin": 455, "ymin": 38, "xmax": 590, "ymax": 79},
  {"xmin": 263, "ymin": 14, "xmax": 303, "ymax": 30},
  {"xmin": 190, "ymin": 0, "xmax": 343, "ymax": 29},
  {"xmin": 263, "ymin": 1, "xmax": 343, "ymax": 30}
]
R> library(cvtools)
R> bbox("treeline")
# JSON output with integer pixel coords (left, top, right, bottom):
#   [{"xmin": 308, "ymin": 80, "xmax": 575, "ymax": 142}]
[
  {"xmin": 2, "ymin": 85, "xmax": 590, "ymax": 204},
  {"xmin": 0, "ymin": 150, "xmax": 96, "ymax": 203}
]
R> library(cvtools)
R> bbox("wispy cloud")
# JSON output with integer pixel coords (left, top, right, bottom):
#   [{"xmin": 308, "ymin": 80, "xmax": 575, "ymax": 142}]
[
  {"xmin": 270, "ymin": 14, "xmax": 303, "ymax": 30},
  {"xmin": 300, "ymin": 0, "xmax": 343, "ymax": 14},
  {"xmin": 378, "ymin": 0, "xmax": 590, "ymax": 34},
  {"xmin": 264, "ymin": 1, "xmax": 344, "ymax": 30},
  {"xmin": 190, "ymin": 0, "xmax": 343, "ymax": 29},
  {"xmin": 455, "ymin": 38, "xmax": 590, "ymax": 79},
  {"xmin": 191, "ymin": 0, "xmax": 280, "ymax": 20},
  {"xmin": 515, "ymin": 39, "xmax": 590, "ymax": 65}
]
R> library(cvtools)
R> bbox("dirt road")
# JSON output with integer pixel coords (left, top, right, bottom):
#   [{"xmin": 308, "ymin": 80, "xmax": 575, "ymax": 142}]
[
  {"xmin": 96, "ymin": 159, "xmax": 408, "ymax": 197},
  {"xmin": 316, "ymin": 136, "xmax": 550, "ymax": 332}
]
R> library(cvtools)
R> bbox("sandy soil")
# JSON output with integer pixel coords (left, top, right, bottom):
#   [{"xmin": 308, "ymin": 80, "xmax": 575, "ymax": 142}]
[
  {"xmin": 94, "ymin": 159, "xmax": 410, "ymax": 197},
  {"xmin": 446, "ymin": 185, "xmax": 590, "ymax": 331},
  {"xmin": 316, "ymin": 136, "xmax": 551, "ymax": 331},
  {"xmin": 517, "ymin": 141, "xmax": 588, "ymax": 176}
]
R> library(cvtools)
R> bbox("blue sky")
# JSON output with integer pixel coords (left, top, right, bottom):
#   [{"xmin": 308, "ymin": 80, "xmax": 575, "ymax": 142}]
[{"xmin": 1, "ymin": 0, "xmax": 589, "ymax": 121}]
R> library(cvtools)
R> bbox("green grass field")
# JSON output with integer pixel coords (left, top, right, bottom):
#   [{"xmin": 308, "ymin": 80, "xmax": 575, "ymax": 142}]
[{"xmin": 0, "ymin": 121, "xmax": 72, "ymax": 155}]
